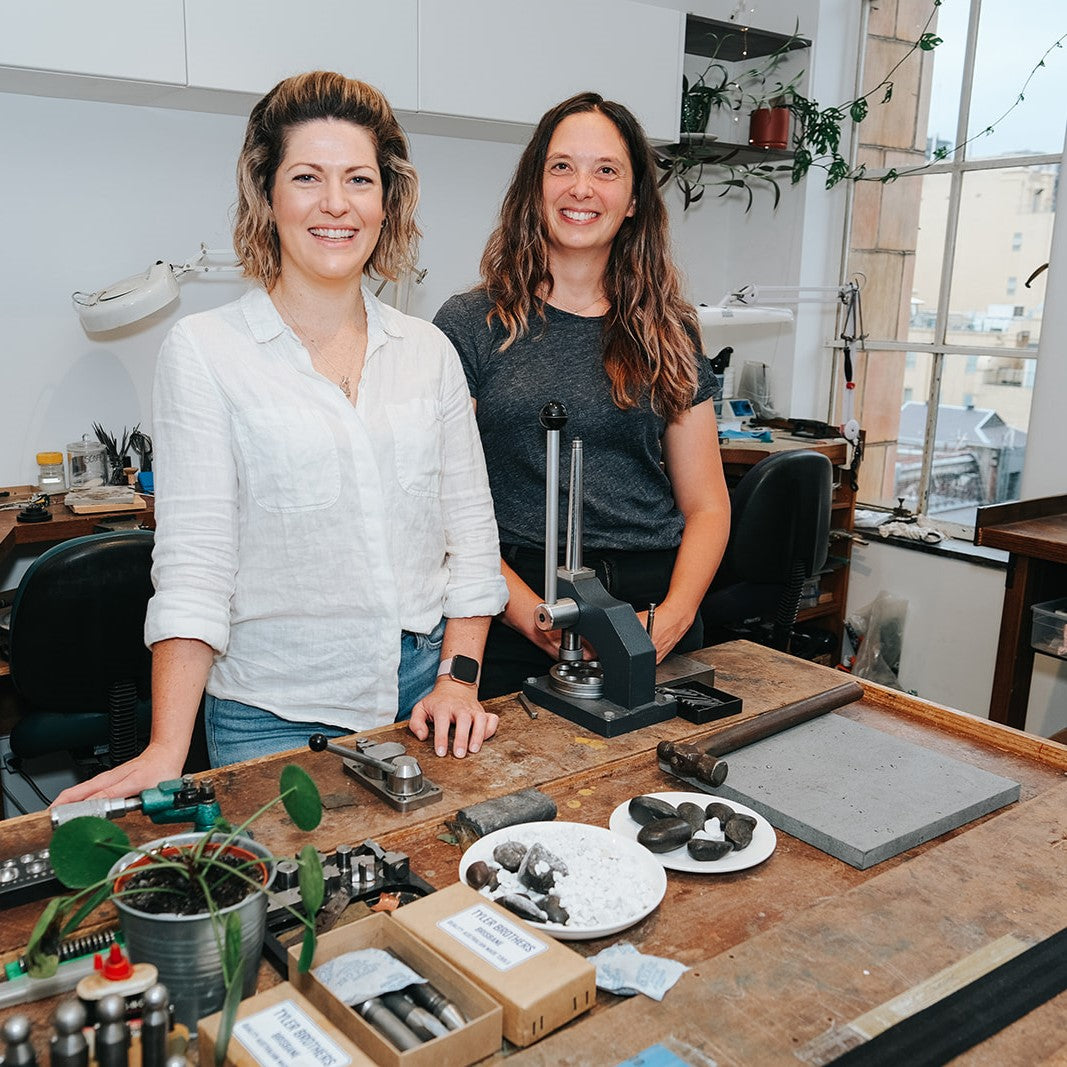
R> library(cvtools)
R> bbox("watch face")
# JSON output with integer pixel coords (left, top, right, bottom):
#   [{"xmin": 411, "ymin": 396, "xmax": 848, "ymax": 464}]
[{"xmin": 450, "ymin": 655, "xmax": 480, "ymax": 684}]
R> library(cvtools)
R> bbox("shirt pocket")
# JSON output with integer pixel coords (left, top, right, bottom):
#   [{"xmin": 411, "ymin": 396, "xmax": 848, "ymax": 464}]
[
  {"xmin": 233, "ymin": 404, "xmax": 341, "ymax": 512},
  {"xmin": 385, "ymin": 399, "xmax": 442, "ymax": 499}
]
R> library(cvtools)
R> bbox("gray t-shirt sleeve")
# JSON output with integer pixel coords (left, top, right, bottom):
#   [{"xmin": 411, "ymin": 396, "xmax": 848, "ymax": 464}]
[{"xmin": 433, "ymin": 291, "xmax": 487, "ymax": 400}]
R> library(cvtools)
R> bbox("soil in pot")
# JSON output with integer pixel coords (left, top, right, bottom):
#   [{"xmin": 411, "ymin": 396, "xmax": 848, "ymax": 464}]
[{"xmin": 115, "ymin": 844, "xmax": 267, "ymax": 915}]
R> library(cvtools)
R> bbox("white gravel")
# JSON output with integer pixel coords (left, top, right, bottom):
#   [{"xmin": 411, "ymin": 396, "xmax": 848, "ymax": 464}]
[{"xmin": 476, "ymin": 823, "xmax": 661, "ymax": 930}]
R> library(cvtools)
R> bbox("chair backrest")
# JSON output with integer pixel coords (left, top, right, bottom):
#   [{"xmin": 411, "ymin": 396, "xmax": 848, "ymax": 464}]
[
  {"xmin": 9, "ymin": 530, "xmax": 154, "ymax": 713},
  {"xmin": 724, "ymin": 449, "xmax": 833, "ymax": 586}
]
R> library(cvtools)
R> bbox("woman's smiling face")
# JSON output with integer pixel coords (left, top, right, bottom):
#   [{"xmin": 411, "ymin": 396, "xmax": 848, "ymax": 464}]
[
  {"xmin": 541, "ymin": 110, "xmax": 635, "ymax": 260},
  {"xmin": 271, "ymin": 118, "xmax": 385, "ymax": 287}
]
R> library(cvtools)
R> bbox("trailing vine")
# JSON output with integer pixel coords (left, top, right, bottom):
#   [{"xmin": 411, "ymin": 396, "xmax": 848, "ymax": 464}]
[{"xmin": 662, "ymin": 0, "xmax": 1065, "ymax": 208}]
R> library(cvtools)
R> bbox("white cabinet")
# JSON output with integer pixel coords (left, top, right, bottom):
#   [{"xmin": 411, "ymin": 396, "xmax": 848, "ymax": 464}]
[
  {"xmin": 418, "ymin": 0, "xmax": 683, "ymax": 142},
  {"xmin": 0, "ymin": 0, "xmax": 186, "ymax": 84},
  {"xmin": 184, "ymin": 0, "xmax": 418, "ymax": 111}
]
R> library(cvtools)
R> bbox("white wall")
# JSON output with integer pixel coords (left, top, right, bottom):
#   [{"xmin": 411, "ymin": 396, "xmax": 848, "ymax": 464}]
[{"xmin": 847, "ymin": 542, "xmax": 1002, "ymax": 715}]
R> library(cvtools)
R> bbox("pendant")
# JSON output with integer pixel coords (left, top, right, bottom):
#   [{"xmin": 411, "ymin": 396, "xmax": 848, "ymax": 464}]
[{"xmin": 339, "ymin": 376, "xmax": 351, "ymax": 399}]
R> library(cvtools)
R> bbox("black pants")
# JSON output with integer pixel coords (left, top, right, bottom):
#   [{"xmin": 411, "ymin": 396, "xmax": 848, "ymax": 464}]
[{"xmin": 480, "ymin": 543, "xmax": 704, "ymax": 700}]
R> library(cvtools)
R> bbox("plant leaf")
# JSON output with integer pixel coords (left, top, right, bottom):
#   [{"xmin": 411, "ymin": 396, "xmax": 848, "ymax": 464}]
[
  {"xmin": 25, "ymin": 896, "xmax": 72, "ymax": 978},
  {"xmin": 296, "ymin": 844, "xmax": 325, "ymax": 918},
  {"xmin": 279, "ymin": 765, "xmax": 322, "ymax": 831},
  {"xmin": 221, "ymin": 910, "xmax": 243, "ymax": 985},
  {"xmin": 215, "ymin": 948, "xmax": 246, "ymax": 1067},
  {"xmin": 50, "ymin": 817, "xmax": 131, "ymax": 888},
  {"xmin": 298, "ymin": 925, "xmax": 317, "ymax": 973},
  {"xmin": 62, "ymin": 883, "xmax": 113, "ymax": 935}
]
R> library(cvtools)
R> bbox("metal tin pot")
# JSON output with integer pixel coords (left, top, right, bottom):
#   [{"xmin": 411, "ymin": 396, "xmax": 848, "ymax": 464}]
[{"xmin": 108, "ymin": 831, "xmax": 276, "ymax": 1029}]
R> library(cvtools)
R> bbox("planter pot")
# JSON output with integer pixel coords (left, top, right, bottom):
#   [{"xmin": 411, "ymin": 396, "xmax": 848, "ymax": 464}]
[
  {"xmin": 749, "ymin": 106, "xmax": 791, "ymax": 149},
  {"xmin": 109, "ymin": 832, "xmax": 276, "ymax": 1029}
]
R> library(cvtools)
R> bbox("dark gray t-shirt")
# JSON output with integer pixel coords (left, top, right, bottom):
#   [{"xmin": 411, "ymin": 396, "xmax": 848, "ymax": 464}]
[{"xmin": 434, "ymin": 290, "xmax": 716, "ymax": 552}]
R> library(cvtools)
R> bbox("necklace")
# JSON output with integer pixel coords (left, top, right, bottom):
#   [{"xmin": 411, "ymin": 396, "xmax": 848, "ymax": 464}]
[
  {"xmin": 549, "ymin": 292, "xmax": 607, "ymax": 317},
  {"xmin": 273, "ymin": 292, "xmax": 358, "ymax": 399}
]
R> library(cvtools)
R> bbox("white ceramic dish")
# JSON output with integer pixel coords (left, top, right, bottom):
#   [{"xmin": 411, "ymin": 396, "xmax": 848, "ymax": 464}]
[
  {"xmin": 458, "ymin": 821, "xmax": 667, "ymax": 941},
  {"xmin": 608, "ymin": 791, "xmax": 777, "ymax": 874}
]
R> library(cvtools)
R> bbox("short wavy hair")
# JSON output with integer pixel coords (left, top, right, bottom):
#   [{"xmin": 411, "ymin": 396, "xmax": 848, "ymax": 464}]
[{"xmin": 233, "ymin": 71, "xmax": 420, "ymax": 288}]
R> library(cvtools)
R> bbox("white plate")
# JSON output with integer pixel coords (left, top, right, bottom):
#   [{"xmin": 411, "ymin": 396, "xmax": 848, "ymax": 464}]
[
  {"xmin": 608, "ymin": 792, "xmax": 777, "ymax": 874},
  {"xmin": 458, "ymin": 821, "xmax": 667, "ymax": 941}
]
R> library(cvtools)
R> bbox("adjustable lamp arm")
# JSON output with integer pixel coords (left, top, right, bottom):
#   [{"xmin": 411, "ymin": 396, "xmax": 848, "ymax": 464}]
[{"xmin": 72, "ymin": 244, "xmax": 241, "ymax": 333}]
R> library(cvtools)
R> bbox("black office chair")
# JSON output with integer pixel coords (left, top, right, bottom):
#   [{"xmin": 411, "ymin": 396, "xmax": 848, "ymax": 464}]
[
  {"xmin": 7, "ymin": 530, "xmax": 155, "ymax": 771},
  {"xmin": 701, "ymin": 449, "xmax": 833, "ymax": 653}
]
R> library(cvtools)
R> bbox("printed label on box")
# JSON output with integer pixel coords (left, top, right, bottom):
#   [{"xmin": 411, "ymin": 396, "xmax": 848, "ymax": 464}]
[
  {"xmin": 233, "ymin": 999, "xmax": 351, "ymax": 1067},
  {"xmin": 438, "ymin": 903, "xmax": 548, "ymax": 971}
]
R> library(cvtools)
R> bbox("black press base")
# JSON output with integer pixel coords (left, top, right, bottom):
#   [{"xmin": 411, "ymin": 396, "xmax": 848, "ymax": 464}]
[{"xmin": 522, "ymin": 677, "xmax": 678, "ymax": 737}]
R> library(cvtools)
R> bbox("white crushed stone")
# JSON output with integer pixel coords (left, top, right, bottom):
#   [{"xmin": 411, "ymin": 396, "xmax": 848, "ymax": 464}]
[{"xmin": 476, "ymin": 824, "xmax": 661, "ymax": 930}]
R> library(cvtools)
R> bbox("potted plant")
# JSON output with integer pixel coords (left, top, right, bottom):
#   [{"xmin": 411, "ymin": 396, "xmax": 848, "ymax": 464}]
[
  {"xmin": 26, "ymin": 765, "xmax": 324, "ymax": 1065},
  {"xmin": 749, "ymin": 94, "xmax": 792, "ymax": 150}
]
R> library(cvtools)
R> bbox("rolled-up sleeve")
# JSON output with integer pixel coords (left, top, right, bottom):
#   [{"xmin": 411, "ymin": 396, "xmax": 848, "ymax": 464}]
[
  {"xmin": 144, "ymin": 320, "xmax": 239, "ymax": 654},
  {"xmin": 436, "ymin": 340, "xmax": 509, "ymax": 619}
]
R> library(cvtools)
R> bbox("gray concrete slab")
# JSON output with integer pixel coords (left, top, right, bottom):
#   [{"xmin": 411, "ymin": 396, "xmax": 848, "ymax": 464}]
[{"xmin": 707, "ymin": 713, "xmax": 1020, "ymax": 869}]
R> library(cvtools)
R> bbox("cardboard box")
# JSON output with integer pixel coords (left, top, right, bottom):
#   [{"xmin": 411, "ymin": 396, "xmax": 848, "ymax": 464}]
[
  {"xmin": 289, "ymin": 912, "xmax": 502, "ymax": 1067},
  {"xmin": 393, "ymin": 882, "xmax": 596, "ymax": 1047},
  {"xmin": 198, "ymin": 982, "xmax": 377, "ymax": 1067}
]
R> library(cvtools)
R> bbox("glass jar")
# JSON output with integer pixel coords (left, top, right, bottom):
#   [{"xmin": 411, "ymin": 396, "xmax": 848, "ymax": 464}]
[
  {"xmin": 67, "ymin": 437, "xmax": 108, "ymax": 489},
  {"xmin": 36, "ymin": 451, "xmax": 66, "ymax": 493}
]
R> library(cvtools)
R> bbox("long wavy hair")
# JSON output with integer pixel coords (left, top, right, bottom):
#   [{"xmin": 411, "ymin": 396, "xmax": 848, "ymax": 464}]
[
  {"xmin": 233, "ymin": 71, "xmax": 420, "ymax": 289},
  {"xmin": 479, "ymin": 92, "xmax": 700, "ymax": 421}
]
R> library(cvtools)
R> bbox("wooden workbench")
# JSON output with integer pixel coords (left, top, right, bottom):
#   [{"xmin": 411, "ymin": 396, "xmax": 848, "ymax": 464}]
[
  {"xmin": 975, "ymin": 494, "xmax": 1067, "ymax": 731},
  {"xmin": 1, "ymin": 642, "xmax": 1065, "ymax": 1064}
]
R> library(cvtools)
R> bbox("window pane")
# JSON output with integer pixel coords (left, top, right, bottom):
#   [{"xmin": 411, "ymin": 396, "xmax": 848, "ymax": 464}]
[
  {"xmin": 908, "ymin": 172, "xmax": 949, "ymax": 343},
  {"xmin": 948, "ymin": 167, "xmax": 1055, "ymax": 349},
  {"xmin": 903, "ymin": 353, "xmax": 1032, "ymax": 526},
  {"xmin": 855, "ymin": 350, "xmax": 932, "ymax": 511},
  {"xmin": 910, "ymin": 166, "xmax": 1056, "ymax": 349},
  {"xmin": 925, "ymin": 0, "xmax": 969, "ymax": 156},
  {"xmin": 968, "ymin": 1, "xmax": 1067, "ymax": 159}
]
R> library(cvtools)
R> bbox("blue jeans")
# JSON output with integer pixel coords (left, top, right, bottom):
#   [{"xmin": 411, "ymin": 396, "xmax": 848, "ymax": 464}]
[{"xmin": 204, "ymin": 619, "xmax": 445, "ymax": 767}]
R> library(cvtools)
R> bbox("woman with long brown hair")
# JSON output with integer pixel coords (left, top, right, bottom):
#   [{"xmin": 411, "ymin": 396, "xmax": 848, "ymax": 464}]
[{"xmin": 435, "ymin": 91, "xmax": 730, "ymax": 699}]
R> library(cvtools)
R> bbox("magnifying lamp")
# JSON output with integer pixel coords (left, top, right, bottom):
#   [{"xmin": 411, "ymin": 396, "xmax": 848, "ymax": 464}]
[{"xmin": 72, "ymin": 245, "xmax": 240, "ymax": 333}]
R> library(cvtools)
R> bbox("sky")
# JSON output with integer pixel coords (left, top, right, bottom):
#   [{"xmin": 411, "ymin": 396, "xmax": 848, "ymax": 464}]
[{"xmin": 923, "ymin": 0, "xmax": 1067, "ymax": 158}]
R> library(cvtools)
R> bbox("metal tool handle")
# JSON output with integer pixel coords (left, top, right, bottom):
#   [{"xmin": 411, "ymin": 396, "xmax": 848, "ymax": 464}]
[
  {"xmin": 308, "ymin": 734, "xmax": 395, "ymax": 775},
  {"xmin": 565, "ymin": 439, "xmax": 583, "ymax": 572},
  {"xmin": 539, "ymin": 401, "xmax": 568, "ymax": 607}
]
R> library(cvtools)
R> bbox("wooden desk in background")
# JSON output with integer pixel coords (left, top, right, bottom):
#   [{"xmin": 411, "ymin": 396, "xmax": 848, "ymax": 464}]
[
  {"xmin": 1, "ymin": 642, "xmax": 1064, "ymax": 1065},
  {"xmin": 0, "ymin": 486, "xmax": 155, "ymax": 677},
  {"xmin": 974, "ymin": 493, "xmax": 1067, "ymax": 731}
]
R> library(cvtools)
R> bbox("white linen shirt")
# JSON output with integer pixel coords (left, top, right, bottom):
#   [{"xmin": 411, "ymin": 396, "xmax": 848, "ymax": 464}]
[{"xmin": 144, "ymin": 285, "xmax": 508, "ymax": 730}]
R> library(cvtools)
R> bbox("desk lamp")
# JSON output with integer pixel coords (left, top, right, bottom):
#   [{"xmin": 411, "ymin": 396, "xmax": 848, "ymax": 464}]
[{"xmin": 71, "ymin": 245, "xmax": 241, "ymax": 333}]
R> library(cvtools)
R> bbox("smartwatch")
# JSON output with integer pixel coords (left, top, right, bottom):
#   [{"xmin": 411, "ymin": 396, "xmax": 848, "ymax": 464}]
[{"xmin": 437, "ymin": 654, "xmax": 481, "ymax": 686}]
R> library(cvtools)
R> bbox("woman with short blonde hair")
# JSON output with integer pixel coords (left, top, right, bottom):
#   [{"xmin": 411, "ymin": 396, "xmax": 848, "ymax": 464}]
[{"xmin": 58, "ymin": 72, "xmax": 507, "ymax": 805}]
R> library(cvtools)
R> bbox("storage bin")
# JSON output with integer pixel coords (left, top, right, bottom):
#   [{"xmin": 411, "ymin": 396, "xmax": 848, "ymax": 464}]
[{"xmin": 1031, "ymin": 598, "xmax": 1067, "ymax": 659}]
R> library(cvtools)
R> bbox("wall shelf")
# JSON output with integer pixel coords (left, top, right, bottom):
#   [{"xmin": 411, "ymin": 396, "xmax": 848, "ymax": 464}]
[
  {"xmin": 684, "ymin": 15, "xmax": 810, "ymax": 62},
  {"xmin": 655, "ymin": 135, "xmax": 794, "ymax": 169}
]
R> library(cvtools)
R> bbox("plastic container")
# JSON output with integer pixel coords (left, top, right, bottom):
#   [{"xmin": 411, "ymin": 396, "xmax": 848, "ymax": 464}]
[
  {"xmin": 36, "ymin": 452, "xmax": 66, "ymax": 493},
  {"xmin": 66, "ymin": 438, "xmax": 108, "ymax": 489},
  {"xmin": 1031, "ymin": 598, "xmax": 1067, "ymax": 659}
]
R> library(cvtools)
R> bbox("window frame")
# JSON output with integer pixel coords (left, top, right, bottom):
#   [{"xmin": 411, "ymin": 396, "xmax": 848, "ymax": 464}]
[{"xmin": 837, "ymin": 0, "xmax": 1060, "ymax": 539}]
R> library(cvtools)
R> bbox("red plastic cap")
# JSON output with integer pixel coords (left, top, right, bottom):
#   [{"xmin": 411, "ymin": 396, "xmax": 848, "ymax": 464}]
[{"xmin": 97, "ymin": 942, "xmax": 134, "ymax": 980}]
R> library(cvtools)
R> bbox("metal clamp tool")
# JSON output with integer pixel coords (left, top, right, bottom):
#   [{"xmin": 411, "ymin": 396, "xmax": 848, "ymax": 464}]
[{"xmin": 308, "ymin": 734, "xmax": 442, "ymax": 812}]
